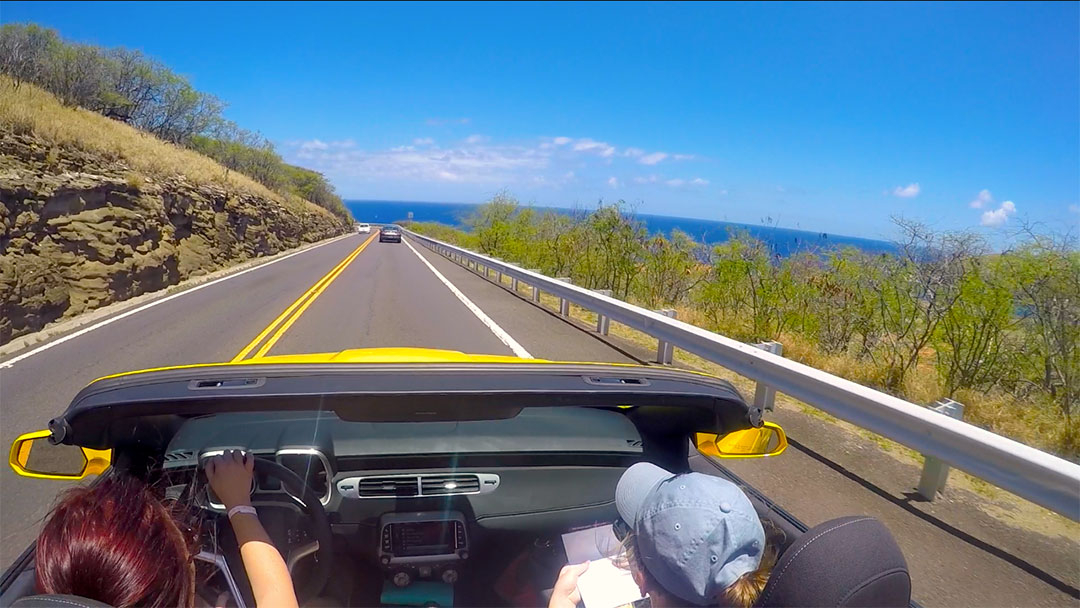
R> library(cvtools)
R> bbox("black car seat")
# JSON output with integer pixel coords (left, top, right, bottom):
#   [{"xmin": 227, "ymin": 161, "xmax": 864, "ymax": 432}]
[
  {"xmin": 12, "ymin": 595, "xmax": 112, "ymax": 608},
  {"xmin": 754, "ymin": 515, "xmax": 911, "ymax": 607}
]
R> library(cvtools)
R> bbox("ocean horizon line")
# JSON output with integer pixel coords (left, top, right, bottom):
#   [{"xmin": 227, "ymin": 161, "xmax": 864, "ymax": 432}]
[{"xmin": 345, "ymin": 199, "xmax": 898, "ymax": 256}]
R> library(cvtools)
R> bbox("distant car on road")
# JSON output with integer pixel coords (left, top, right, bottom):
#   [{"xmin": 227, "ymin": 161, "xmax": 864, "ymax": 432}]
[
  {"xmin": 356, "ymin": 223, "xmax": 371, "ymax": 234},
  {"xmin": 379, "ymin": 225, "xmax": 402, "ymax": 243}
]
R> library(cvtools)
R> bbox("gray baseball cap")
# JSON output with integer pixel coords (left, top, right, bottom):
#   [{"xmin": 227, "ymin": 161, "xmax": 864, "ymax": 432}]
[{"xmin": 615, "ymin": 462, "xmax": 765, "ymax": 606}]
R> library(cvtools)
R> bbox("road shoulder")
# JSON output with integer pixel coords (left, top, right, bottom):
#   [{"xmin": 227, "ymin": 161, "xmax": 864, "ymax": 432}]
[{"xmin": 0, "ymin": 233, "xmax": 352, "ymax": 364}]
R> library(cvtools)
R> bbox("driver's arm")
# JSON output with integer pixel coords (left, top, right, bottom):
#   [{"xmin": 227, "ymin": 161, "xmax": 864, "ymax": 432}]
[{"xmin": 207, "ymin": 450, "xmax": 300, "ymax": 608}]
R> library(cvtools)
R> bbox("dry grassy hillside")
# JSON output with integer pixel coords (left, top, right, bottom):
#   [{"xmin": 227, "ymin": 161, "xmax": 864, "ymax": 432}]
[{"xmin": 0, "ymin": 78, "xmax": 349, "ymax": 344}]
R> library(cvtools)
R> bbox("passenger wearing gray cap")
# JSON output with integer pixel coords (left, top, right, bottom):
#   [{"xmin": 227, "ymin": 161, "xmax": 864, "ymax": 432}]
[{"xmin": 550, "ymin": 462, "xmax": 778, "ymax": 608}]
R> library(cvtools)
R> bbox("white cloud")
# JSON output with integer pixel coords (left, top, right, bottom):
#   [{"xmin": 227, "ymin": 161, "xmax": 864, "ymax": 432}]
[
  {"xmin": 980, "ymin": 200, "xmax": 1017, "ymax": 227},
  {"xmin": 291, "ymin": 138, "xmax": 548, "ymax": 185},
  {"xmin": 300, "ymin": 139, "xmax": 328, "ymax": 151},
  {"xmin": 672, "ymin": 154, "xmax": 695, "ymax": 161},
  {"xmin": 529, "ymin": 171, "xmax": 577, "ymax": 187},
  {"xmin": 572, "ymin": 138, "xmax": 616, "ymax": 157},
  {"xmin": 969, "ymin": 189, "xmax": 993, "ymax": 209},
  {"xmin": 1069, "ymin": 204, "xmax": 1080, "ymax": 215},
  {"xmin": 288, "ymin": 134, "xmax": 707, "ymax": 191},
  {"xmin": 718, "ymin": 189, "xmax": 729, "ymax": 195},
  {"xmin": 639, "ymin": 152, "xmax": 669, "ymax": 166},
  {"xmin": 662, "ymin": 177, "xmax": 710, "ymax": 188},
  {"xmin": 298, "ymin": 139, "xmax": 355, "ymax": 153},
  {"xmin": 893, "ymin": 183, "xmax": 921, "ymax": 198}
]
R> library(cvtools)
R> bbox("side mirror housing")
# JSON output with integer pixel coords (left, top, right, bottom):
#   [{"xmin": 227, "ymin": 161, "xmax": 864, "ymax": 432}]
[
  {"xmin": 695, "ymin": 421, "xmax": 787, "ymax": 459},
  {"xmin": 9, "ymin": 430, "xmax": 111, "ymax": 480}
]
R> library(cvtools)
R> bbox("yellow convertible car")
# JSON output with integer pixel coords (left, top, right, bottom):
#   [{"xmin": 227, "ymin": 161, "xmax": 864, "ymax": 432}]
[{"xmin": 1, "ymin": 348, "xmax": 911, "ymax": 608}]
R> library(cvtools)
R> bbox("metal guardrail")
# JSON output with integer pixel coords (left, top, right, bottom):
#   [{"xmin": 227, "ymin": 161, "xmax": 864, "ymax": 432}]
[{"xmin": 405, "ymin": 229, "xmax": 1080, "ymax": 521}]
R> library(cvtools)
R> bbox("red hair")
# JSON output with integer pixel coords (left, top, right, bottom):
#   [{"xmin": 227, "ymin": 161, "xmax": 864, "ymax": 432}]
[{"xmin": 35, "ymin": 475, "xmax": 198, "ymax": 608}]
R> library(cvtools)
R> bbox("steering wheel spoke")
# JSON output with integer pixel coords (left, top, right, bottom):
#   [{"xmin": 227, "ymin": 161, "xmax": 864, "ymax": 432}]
[{"xmin": 287, "ymin": 540, "xmax": 321, "ymax": 575}]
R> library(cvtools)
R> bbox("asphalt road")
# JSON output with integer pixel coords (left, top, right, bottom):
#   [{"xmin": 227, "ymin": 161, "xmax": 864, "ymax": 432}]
[
  {"xmin": 1, "ymin": 232, "xmax": 1075, "ymax": 607},
  {"xmin": 0, "ymin": 232, "xmax": 635, "ymax": 565}
]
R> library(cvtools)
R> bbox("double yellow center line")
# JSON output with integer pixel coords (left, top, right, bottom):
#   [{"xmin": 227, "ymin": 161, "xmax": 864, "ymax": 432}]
[{"xmin": 232, "ymin": 233, "xmax": 377, "ymax": 361}]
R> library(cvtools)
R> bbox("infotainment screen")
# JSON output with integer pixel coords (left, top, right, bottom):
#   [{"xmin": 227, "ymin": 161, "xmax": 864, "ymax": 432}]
[{"xmin": 392, "ymin": 521, "xmax": 454, "ymax": 556}]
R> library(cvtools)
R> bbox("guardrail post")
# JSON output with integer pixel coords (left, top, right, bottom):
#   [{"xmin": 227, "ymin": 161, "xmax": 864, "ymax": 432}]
[
  {"xmin": 511, "ymin": 276, "xmax": 518, "ymax": 292},
  {"xmin": 655, "ymin": 309, "xmax": 677, "ymax": 364},
  {"xmin": 752, "ymin": 341, "xmax": 783, "ymax": 412},
  {"xmin": 525, "ymin": 270, "xmax": 541, "ymax": 302},
  {"xmin": 917, "ymin": 399, "xmax": 965, "ymax": 501},
  {"xmin": 556, "ymin": 278, "xmax": 572, "ymax": 316},
  {"xmin": 593, "ymin": 289, "xmax": 613, "ymax": 334}
]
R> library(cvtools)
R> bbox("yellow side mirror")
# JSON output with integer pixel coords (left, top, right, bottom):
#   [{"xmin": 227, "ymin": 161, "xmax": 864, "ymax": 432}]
[
  {"xmin": 9, "ymin": 430, "xmax": 111, "ymax": 480},
  {"xmin": 695, "ymin": 421, "xmax": 787, "ymax": 459}
]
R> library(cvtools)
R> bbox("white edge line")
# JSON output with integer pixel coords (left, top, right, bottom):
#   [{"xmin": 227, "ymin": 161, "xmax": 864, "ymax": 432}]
[
  {"xmin": 0, "ymin": 235, "xmax": 355, "ymax": 369},
  {"xmin": 402, "ymin": 238, "xmax": 533, "ymax": 359}
]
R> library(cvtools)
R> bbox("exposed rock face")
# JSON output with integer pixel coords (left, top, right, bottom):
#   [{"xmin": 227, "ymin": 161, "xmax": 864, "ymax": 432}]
[{"xmin": 0, "ymin": 133, "xmax": 348, "ymax": 345}]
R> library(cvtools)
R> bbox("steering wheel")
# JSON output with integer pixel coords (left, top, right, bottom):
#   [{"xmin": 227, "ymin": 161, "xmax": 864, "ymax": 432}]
[{"xmin": 206, "ymin": 459, "xmax": 334, "ymax": 606}]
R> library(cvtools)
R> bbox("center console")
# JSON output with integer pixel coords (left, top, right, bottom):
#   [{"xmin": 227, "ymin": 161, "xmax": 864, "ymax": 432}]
[{"xmin": 378, "ymin": 511, "xmax": 468, "ymax": 596}]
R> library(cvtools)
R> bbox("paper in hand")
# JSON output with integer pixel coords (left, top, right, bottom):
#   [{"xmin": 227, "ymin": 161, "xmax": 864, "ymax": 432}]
[{"xmin": 562, "ymin": 524, "xmax": 646, "ymax": 608}]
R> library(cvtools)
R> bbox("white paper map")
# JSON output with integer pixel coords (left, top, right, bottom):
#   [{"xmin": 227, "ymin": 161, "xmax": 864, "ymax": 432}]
[{"xmin": 562, "ymin": 524, "xmax": 646, "ymax": 608}]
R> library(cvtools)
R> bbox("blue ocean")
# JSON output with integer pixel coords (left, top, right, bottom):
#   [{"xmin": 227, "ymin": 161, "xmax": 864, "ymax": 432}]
[{"xmin": 347, "ymin": 200, "xmax": 897, "ymax": 257}]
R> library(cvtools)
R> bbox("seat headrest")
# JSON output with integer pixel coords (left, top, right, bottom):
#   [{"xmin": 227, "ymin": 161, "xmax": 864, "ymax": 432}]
[
  {"xmin": 12, "ymin": 594, "xmax": 114, "ymax": 608},
  {"xmin": 755, "ymin": 516, "xmax": 911, "ymax": 608}
]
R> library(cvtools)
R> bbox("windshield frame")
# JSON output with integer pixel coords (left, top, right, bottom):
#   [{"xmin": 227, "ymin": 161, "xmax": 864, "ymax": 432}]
[{"xmin": 49, "ymin": 362, "xmax": 756, "ymax": 449}]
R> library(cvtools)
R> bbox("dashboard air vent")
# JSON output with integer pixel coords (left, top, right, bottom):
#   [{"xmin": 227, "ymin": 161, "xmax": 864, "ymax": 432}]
[
  {"xmin": 342, "ymin": 473, "xmax": 498, "ymax": 499},
  {"xmin": 420, "ymin": 474, "xmax": 481, "ymax": 496},
  {"xmin": 163, "ymin": 450, "xmax": 194, "ymax": 464},
  {"xmin": 359, "ymin": 476, "xmax": 419, "ymax": 498}
]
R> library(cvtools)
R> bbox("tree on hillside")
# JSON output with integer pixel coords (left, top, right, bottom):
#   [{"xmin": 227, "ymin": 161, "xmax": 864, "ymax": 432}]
[
  {"xmin": 532, "ymin": 210, "xmax": 580, "ymax": 277},
  {"xmin": 45, "ymin": 43, "xmax": 110, "ymax": 109},
  {"xmin": 467, "ymin": 193, "xmax": 520, "ymax": 256},
  {"xmin": 137, "ymin": 73, "xmax": 223, "ymax": 143},
  {"xmin": 578, "ymin": 203, "xmax": 646, "ymax": 297},
  {"xmin": 99, "ymin": 48, "xmax": 169, "ymax": 122},
  {"xmin": 0, "ymin": 23, "xmax": 59, "ymax": 88},
  {"xmin": 1001, "ymin": 230, "xmax": 1080, "ymax": 427},
  {"xmin": 638, "ymin": 229, "xmax": 704, "ymax": 307},
  {"xmin": 935, "ymin": 256, "xmax": 1015, "ymax": 396},
  {"xmin": 807, "ymin": 248, "xmax": 880, "ymax": 354},
  {"xmin": 871, "ymin": 218, "xmax": 984, "ymax": 390}
]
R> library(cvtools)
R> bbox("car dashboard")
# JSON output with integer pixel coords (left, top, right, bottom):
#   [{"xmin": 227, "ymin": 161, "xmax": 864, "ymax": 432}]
[{"xmin": 162, "ymin": 406, "xmax": 644, "ymax": 597}]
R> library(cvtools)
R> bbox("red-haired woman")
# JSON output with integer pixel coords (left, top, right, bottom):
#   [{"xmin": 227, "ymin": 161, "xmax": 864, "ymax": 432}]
[{"xmin": 34, "ymin": 450, "xmax": 298, "ymax": 608}]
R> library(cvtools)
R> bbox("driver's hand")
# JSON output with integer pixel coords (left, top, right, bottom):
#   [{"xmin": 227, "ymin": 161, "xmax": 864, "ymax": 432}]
[
  {"xmin": 206, "ymin": 449, "xmax": 254, "ymax": 509},
  {"xmin": 549, "ymin": 561, "xmax": 589, "ymax": 608}
]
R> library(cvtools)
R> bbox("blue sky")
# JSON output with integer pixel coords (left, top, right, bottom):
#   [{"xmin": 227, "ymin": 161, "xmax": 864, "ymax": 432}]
[{"xmin": 2, "ymin": 1, "xmax": 1077, "ymax": 240}]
